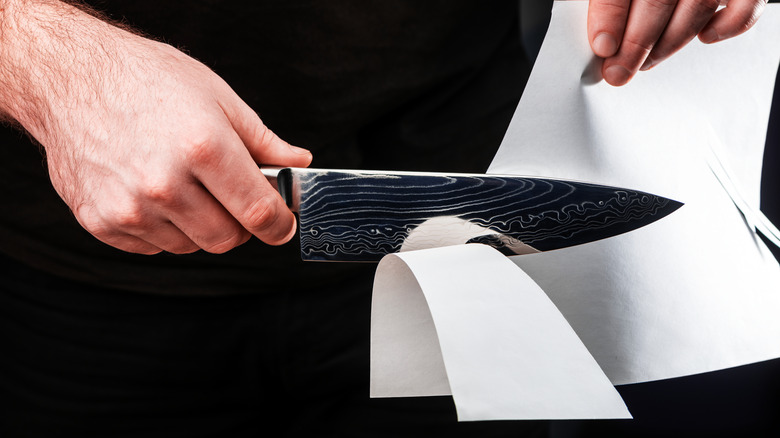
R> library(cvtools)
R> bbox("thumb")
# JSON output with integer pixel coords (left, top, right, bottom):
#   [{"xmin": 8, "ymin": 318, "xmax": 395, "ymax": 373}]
[{"xmin": 221, "ymin": 97, "xmax": 313, "ymax": 168}]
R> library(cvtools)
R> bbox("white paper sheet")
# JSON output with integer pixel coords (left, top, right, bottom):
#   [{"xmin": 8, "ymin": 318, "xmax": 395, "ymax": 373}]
[
  {"xmin": 370, "ymin": 244, "xmax": 630, "ymax": 421},
  {"xmin": 489, "ymin": 1, "xmax": 780, "ymax": 384}
]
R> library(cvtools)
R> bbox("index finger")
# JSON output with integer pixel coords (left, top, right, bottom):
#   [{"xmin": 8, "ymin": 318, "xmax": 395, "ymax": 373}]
[
  {"xmin": 601, "ymin": 0, "xmax": 679, "ymax": 86},
  {"xmin": 187, "ymin": 128, "xmax": 297, "ymax": 246},
  {"xmin": 588, "ymin": 0, "xmax": 631, "ymax": 58}
]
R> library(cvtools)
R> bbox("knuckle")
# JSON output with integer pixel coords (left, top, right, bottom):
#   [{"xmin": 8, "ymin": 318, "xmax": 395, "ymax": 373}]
[
  {"xmin": 141, "ymin": 178, "xmax": 179, "ymax": 205},
  {"xmin": 203, "ymin": 230, "xmax": 250, "ymax": 254},
  {"xmin": 256, "ymin": 123, "xmax": 276, "ymax": 148},
  {"xmin": 593, "ymin": 0, "xmax": 630, "ymax": 15},
  {"xmin": 693, "ymin": 0, "xmax": 721, "ymax": 13},
  {"xmin": 75, "ymin": 206, "xmax": 161, "ymax": 254},
  {"xmin": 589, "ymin": 0, "xmax": 631, "ymax": 30},
  {"xmin": 165, "ymin": 241, "xmax": 201, "ymax": 255},
  {"xmin": 642, "ymin": 0, "xmax": 678, "ymax": 12},
  {"xmin": 109, "ymin": 203, "xmax": 150, "ymax": 230},
  {"xmin": 74, "ymin": 203, "xmax": 111, "ymax": 237},
  {"xmin": 621, "ymin": 34, "xmax": 656, "ymax": 55},
  {"xmin": 123, "ymin": 242, "xmax": 163, "ymax": 255},
  {"xmin": 241, "ymin": 196, "xmax": 279, "ymax": 233},
  {"xmin": 738, "ymin": 19, "xmax": 754, "ymax": 33},
  {"xmin": 737, "ymin": 5, "xmax": 763, "ymax": 33},
  {"xmin": 183, "ymin": 134, "xmax": 223, "ymax": 168},
  {"xmin": 243, "ymin": 115, "xmax": 265, "ymax": 143}
]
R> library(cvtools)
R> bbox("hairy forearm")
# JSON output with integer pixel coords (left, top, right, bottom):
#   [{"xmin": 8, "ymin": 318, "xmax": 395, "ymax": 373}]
[{"xmin": 0, "ymin": 0, "xmax": 139, "ymax": 142}]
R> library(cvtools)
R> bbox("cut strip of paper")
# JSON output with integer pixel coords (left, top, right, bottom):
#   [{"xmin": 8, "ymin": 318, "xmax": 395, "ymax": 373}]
[
  {"xmin": 705, "ymin": 136, "xmax": 780, "ymax": 249},
  {"xmin": 370, "ymin": 244, "xmax": 631, "ymax": 421}
]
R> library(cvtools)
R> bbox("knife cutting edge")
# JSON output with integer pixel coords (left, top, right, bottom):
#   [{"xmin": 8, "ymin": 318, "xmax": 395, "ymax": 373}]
[{"xmin": 261, "ymin": 167, "xmax": 683, "ymax": 262}]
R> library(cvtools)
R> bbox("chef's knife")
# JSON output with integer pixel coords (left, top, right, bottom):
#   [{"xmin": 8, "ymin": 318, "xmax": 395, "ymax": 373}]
[{"xmin": 261, "ymin": 167, "xmax": 682, "ymax": 262}]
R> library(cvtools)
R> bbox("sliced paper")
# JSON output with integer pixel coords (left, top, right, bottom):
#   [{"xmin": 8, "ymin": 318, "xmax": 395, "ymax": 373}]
[
  {"xmin": 704, "ymin": 137, "xmax": 780, "ymax": 248},
  {"xmin": 489, "ymin": 1, "xmax": 780, "ymax": 384},
  {"xmin": 370, "ymin": 244, "xmax": 630, "ymax": 421}
]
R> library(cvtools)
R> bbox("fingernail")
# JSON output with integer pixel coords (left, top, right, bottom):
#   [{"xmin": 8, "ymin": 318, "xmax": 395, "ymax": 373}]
[
  {"xmin": 640, "ymin": 56, "xmax": 655, "ymax": 71},
  {"xmin": 604, "ymin": 65, "xmax": 631, "ymax": 86},
  {"xmin": 699, "ymin": 28, "xmax": 718, "ymax": 44},
  {"xmin": 593, "ymin": 33, "xmax": 618, "ymax": 57}
]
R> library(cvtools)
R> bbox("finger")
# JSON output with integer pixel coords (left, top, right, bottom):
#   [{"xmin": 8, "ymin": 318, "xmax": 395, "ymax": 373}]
[
  {"xmin": 99, "ymin": 235, "xmax": 163, "ymax": 255},
  {"xmin": 163, "ymin": 182, "xmax": 253, "ymax": 254},
  {"xmin": 187, "ymin": 128, "xmax": 298, "ymax": 246},
  {"xmin": 130, "ymin": 221, "xmax": 202, "ymax": 254},
  {"xmin": 90, "ymin": 205, "xmax": 201, "ymax": 254},
  {"xmin": 699, "ymin": 0, "xmax": 767, "ymax": 43},
  {"xmin": 74, "ymin": 203, "xmax": 164, "ymax": 254},
  {"xmin": 588, "ymin": 0, "xmax": 631, "ymax": 58},
  {"xmin": 220, "ymin": 97, "xmax": 313, "ymax": 168},
  {"xmin": 642, "ymin": 0, "xmax": 720, "ymax": 70},
  {"xmin": 602, "ymin": 0, "xmax": 679, "ymax": 86},
  {"xmin": 79, "ymin": 192, "xmax": 203, "ymax": 254}
]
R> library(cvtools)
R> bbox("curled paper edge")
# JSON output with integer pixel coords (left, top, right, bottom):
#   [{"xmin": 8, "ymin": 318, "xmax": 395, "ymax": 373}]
[{"xmin": 370, "ymin": 244, "xmax": 631, "ymax": 421}]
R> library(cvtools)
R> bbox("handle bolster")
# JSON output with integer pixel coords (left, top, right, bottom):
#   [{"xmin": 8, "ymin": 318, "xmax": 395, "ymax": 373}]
[{"xmin": 260, "ymin": 167, "xmax": 295, "ymax": 209}]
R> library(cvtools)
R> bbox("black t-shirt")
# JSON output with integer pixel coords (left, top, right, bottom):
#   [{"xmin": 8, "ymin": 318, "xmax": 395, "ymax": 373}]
[{"xmin": 0, "ymin": 1, "xmax": 530, "ymax": 294}]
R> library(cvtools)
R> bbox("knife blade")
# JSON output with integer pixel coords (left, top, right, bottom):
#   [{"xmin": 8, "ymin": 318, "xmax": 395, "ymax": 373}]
[{"xmin": 261, "ymin": 167, "xmax": 682, "ymax": 262}]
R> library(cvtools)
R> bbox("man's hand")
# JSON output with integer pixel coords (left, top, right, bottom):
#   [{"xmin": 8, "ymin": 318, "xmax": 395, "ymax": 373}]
[
  {"xmin": 587, "ymin": 0, "xmax": 768, "ymax": 86},
  {"xmin": 0, "ymin": 0, "xmax": 311, "ymax": 255}
]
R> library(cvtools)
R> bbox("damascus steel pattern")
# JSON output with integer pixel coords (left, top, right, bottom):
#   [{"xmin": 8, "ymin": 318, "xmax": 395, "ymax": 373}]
[{"xmin": 285, "ymin": 169, "xmax": 682, "ymax": 262}]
